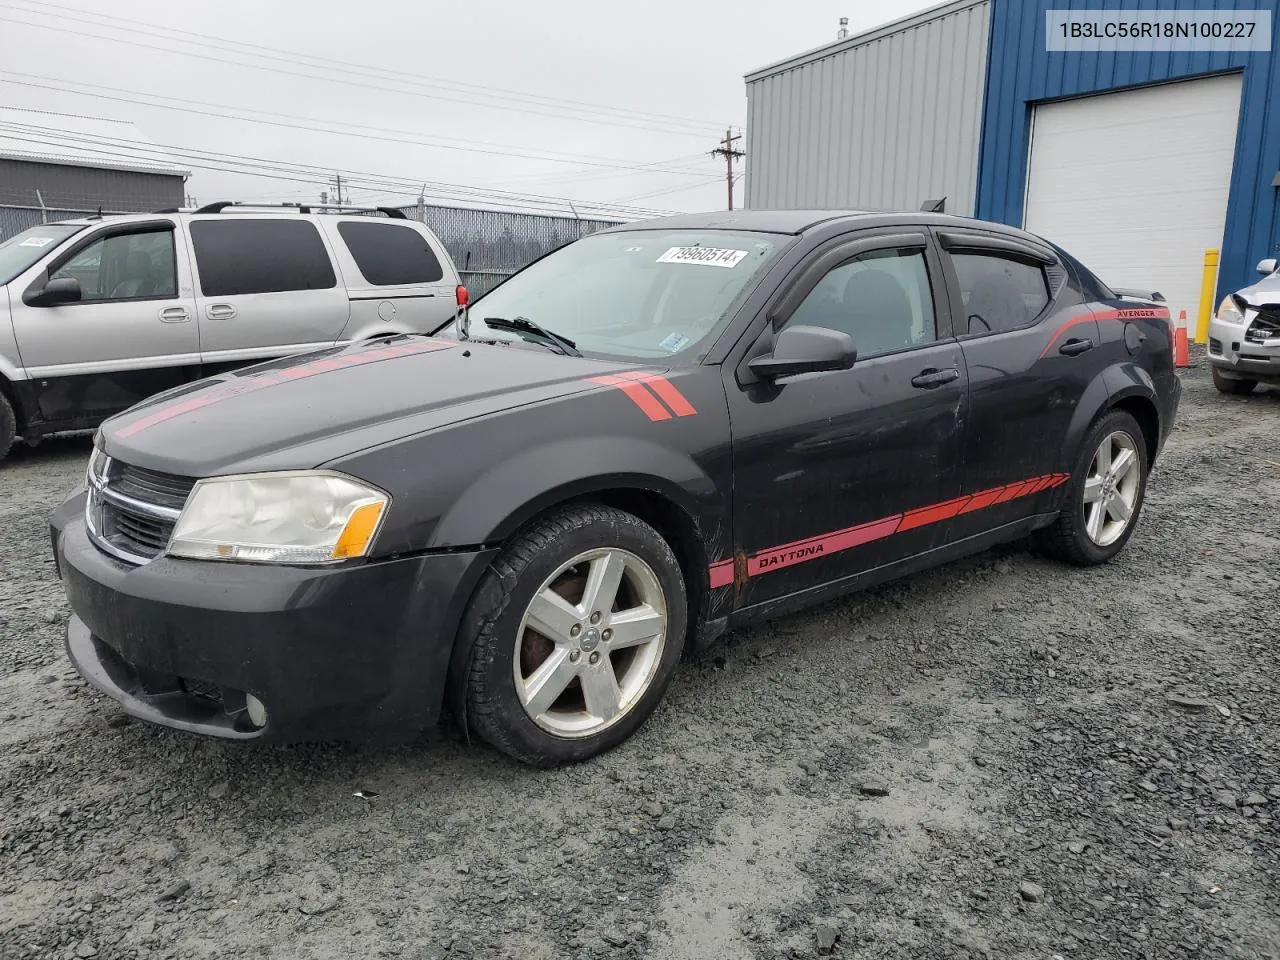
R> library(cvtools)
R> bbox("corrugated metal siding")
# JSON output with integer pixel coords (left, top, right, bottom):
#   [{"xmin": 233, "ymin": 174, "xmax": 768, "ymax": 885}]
[
  {"xmin": 976, "ymin": 0, "xmax": 1280, "ymax": 301},
  {"xmin": 744, "ymin": 0, "xmax": 991, "ymax": 214},
  {"xmin": 0, "ymin": 159, "xmax": 184, "ymax": 212}
]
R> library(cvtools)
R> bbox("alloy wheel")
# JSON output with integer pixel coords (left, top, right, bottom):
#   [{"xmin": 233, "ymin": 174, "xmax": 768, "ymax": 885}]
[
  {"xmin": 514, "ymin": 548, "xmax": 668, "ymax": 738},
  {"xmin": 1082, "ymin": 430, "xmax": 1141, "ymax": 547}
]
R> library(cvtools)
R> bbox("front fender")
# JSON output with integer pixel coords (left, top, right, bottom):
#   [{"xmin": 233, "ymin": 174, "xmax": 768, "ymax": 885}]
[{"xmin": 429, "ymin": 434, "xmax": 719, "ymax": 548}]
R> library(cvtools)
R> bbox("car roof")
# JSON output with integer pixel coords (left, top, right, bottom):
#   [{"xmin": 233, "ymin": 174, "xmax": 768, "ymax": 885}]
[{"xmin": 602, "ymin": 209, "xmax": 1046, "ymax": 241}]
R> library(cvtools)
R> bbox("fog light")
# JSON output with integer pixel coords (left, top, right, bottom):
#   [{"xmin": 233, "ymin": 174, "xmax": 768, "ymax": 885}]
[{"xmin": 245, "ymin": 694, "xmax": 268, "ymax": 728}]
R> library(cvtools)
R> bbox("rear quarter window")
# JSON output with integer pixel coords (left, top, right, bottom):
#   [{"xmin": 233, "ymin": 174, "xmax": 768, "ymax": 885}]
[
  {"xmin": 336, "ymin": 221, "xmax": 444, "ymax": 285},
  {"xmin": 190, "ymin": 219, "xmax": 337, "ymax": 296}
]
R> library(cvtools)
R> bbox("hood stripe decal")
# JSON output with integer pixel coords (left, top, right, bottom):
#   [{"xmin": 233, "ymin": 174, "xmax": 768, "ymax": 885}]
[
  {"xmin": 708, "ymin": 472, "xmax": 1071, "ymax": 588},
  {"xmin": 114, "ymin": 339, "xmax": 454, "ymax": 438}
]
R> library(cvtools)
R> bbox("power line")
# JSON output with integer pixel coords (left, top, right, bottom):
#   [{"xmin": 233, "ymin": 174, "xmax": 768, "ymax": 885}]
[
  {"xmin": 0, "ymin": 3, "xmax": 724, "ymax": 139},
  {"xmin": 0, "ymin": 72, "xmax": 725, "ymax": 179},
  {"xmin": 609, "ymin": 178, "xmax": 725, "ymax": 205},
  {"xmin": 0, "ymin": 120, "xmax": 680, "ymax": 218}
]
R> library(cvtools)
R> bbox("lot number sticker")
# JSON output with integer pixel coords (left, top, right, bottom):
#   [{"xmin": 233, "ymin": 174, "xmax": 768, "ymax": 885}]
[
  {"xmin": 657, "ymin": 246, "xmax": 748, "ymax": 268},
  {"xmin": 19, "ymin": 236, "xmax": 56, "ymax": 248}
]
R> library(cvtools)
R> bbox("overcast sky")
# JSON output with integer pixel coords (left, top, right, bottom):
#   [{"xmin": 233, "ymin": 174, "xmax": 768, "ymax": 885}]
[{"xmin": 0, "ymin": 0, "xmax": 938, "ymax": 219}]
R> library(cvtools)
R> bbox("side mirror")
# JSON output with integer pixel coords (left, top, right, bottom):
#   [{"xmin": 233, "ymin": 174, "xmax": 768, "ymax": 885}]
[
  {"xmin": 748, "ymin": 324, "xmax": 857, "ymax": 380},
  {"xmin": 23, "ymin": 276, "xmax": 82, "ymax": 307},
  {"xmin": 1257, "ymin": 258, "xmax": 1278, "ymax": 277}
]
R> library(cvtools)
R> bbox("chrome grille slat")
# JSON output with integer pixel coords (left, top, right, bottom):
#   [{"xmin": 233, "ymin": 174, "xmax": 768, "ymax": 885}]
[{"xmin": 85, "ymin": 454, "xmax": 194, "ymax": 565}]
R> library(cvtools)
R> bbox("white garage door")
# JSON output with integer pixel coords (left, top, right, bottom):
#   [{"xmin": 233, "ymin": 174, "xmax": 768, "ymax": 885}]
[{"xmin": 1024, "ymin": 73, "xmax": 1242, "ymax": 322}]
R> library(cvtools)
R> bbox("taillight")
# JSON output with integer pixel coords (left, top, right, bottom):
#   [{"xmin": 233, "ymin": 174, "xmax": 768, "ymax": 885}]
[{"xmin": 456, "ymin": 285, "xmax": 469, "ymax": 307}]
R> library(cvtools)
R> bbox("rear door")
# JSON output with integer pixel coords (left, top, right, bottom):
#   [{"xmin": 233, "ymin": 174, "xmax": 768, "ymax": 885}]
[
  {"xmin": 936, "ymin": 228, "xmax": 1094, "ymax": 540},
  {"xmin": 8, "ymin": 219, "xmax": 200, "ymax": 424},
  {"xmin": 183, "ymin": 216, "xmax": 350, "ymax": 368},
  {"xmin": 323, "ymin": 218, "xmax": 457, "ymax": 336},
  {"xmin": 727, "ymin": 230, "xmax": 968, "ymax": 610}
]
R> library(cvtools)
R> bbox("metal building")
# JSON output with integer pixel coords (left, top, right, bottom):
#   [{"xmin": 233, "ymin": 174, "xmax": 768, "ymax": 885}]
[
  {"xmin": 744, "ymin": 0, "xmax": 1280, "ymax": 317},
  {"xmin": 0, "ymin": 107, "xmax": 188, "ymax": 240},
  {"xmin": 744, "ymin": 0, "xmax": 992, "ymax": 214}
]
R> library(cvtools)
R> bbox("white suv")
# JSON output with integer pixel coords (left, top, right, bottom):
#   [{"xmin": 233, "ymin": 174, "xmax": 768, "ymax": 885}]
[{"xmin": 0, "ymin": 203, "xmax": 463, "ymax": 462}]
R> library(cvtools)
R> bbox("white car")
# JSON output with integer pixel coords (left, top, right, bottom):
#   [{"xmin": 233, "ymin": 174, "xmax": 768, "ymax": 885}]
[
  {"xmin": 0, "ymin": 202, "xmax": 463, "ymax": 461},
  {"xmin": 1207, "ymin": 257, "xmax": 1280, "ymax": 394}
]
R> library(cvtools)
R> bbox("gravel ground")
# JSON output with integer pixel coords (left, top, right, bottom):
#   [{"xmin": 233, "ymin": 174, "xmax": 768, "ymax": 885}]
[{"xmin": 2, "ymin": 357, "xmax": 1278, "ymax": 960}]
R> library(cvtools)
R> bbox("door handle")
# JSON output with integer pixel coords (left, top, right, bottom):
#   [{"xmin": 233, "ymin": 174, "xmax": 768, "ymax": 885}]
[
  {"xmin": 158, "ymin": 306, "xmax": 190, "ymax": 323},
  {"xmin": 1059, "ymin": 338, "xmax": 1094, "ymax": 356},
  {"xmin": 910, "ymin": 367, "xmax": 960, "ymax": 389},
  {"xmin": 206, "ymin": 303, "xmax": 237, "ymax": 320}
]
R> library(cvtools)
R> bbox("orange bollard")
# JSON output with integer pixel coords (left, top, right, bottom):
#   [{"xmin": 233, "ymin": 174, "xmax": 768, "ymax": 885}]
[{"xmin": 1173, "ymin": 310, "xmax": 1190, "ymax": 368}]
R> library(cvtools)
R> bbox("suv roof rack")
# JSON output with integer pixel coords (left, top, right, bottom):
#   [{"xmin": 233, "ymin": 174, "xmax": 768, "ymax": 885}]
[{"xmin": 191, "ymin": 201, "xmax": 408, "ymax": 219}]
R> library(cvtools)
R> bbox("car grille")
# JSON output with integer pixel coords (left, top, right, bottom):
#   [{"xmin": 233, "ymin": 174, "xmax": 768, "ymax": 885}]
[
  {"xmin": 1245, "ymin": 307, "xmax": 1280, "ymax": 345},
  {"xmin": 86, "ymin": 452, "xmax": 196, "ymax": 564}
]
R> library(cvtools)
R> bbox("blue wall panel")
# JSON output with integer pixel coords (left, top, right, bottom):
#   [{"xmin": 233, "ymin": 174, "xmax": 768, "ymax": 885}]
[{"xmin": 976, "ymin": 0, "xmax": 1280, "ymax": 301}]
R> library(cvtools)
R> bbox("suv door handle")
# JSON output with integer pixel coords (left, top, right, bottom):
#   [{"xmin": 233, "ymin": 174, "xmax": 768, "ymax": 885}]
[
  {"xmin": 910, "ymin": 367, "xmax": 960, "ymax": 389},
  {"xmin": 158, "ymin": 306, "xmax": 190, "ymax": 323},
  {"xmin": 1059, "ymin": 338, "xmax": 1094, "ymax": 356},
  {"xmin": 206, "ymin": 303, "xmax": 237, "ymax": 320}
]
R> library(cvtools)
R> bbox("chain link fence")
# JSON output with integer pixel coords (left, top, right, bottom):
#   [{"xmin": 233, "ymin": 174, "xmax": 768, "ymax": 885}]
[{"xmin": 397, "ymin": 203, "xmax": 626, "ymax": 296}]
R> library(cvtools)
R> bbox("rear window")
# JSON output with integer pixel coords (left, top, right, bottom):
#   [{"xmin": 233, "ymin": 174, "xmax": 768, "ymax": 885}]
[
  {"xmin": 337, "ymin": 221, "xmax": 444, "ymax": 285},
  {"xmin": 190, "ymin": 219, "xmax": 336, "ymax": 296}
]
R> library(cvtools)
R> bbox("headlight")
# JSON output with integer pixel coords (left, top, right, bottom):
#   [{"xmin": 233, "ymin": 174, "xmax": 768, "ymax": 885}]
[
  {"xmin": 1216, "ymin": 295, "xmax": 1245, "ymax": 325},
  {"xmin": 168, "ymin": 471, "xmax": 389, "ymax": 564}
]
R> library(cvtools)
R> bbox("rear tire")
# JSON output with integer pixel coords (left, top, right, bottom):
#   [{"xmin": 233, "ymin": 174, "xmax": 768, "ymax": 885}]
[
  {"xmin": 457, "ymin": 504, "xmax": 687, "ymax": 766},
  {"xmin": 1035, "ymin": 409, "xmax": 1147, "ymax": 566},
  {"xmin": 1212, "ymin": 367, "xmax": 1257, "ymax": 395},
  {"xmin": 0, "ymin": 392, "xmax": 15, "ymax": 465}
]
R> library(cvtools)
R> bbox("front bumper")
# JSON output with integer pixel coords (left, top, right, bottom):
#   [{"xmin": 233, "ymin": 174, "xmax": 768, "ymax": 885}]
[
  {"xmin": 1207, "ymin": 314, "xmax": 1280, "ymax": 381},
  {"xmin": 53, "ymin": 489, "xmax": 496, "ymax": 741}
]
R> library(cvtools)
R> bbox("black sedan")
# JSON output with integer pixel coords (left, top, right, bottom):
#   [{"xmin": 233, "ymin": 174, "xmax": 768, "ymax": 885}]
[{"xmin": 50, "ymin": 210, "xmax": 1180, "ymax": 765}]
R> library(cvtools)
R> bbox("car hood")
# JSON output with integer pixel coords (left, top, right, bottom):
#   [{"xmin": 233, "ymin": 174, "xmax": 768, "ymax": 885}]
[
  {"xmin": 100, "ymin": 336, "xmax": 639, "ymax": 476},
  {"xmin": 1238, "ymin": 272, "xmax": 1280, "ymax": 305}
]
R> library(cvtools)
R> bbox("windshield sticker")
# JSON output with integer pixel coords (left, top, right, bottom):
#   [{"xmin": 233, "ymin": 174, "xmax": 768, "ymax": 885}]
[
  {"xmin": 625, "ymin": 246, "xmax": 645, "ymax": 253},
  {"xmin": 659, "ymin": 332, "xmax": 690, "ymax": 352},
  {"xmin": 19, "ymin": 236, "xmax": 56, "ymax": 248},
  {"xmin": 657, "ymin": 246, "xmax": 748, "ymax": 268}
]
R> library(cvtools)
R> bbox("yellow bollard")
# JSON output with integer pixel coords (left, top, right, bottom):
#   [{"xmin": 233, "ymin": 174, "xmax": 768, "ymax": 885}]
[{"xmin": 1195, "ymin": 248, "xmax": 1220, "ymax": 345}]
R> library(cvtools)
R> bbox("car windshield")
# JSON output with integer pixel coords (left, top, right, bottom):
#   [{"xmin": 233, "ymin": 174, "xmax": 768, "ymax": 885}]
[
  {"xmin": 0, "ymin": 224, "xmax": 86, "ymax": 286},
  {"xmin": 457, "ymin": 229, "xmax": 788, "ymax": 361}
]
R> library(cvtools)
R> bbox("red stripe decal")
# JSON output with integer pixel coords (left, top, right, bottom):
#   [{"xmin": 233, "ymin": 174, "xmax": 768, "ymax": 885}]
[
  {"xmin": 116, "ymin": 339, "xmax": 454, "ymax": 438},
  {"xmin": 1026, "ymin": 475, "xmax": 1056, "ymax": 494},
  {"xmin": 615, "ymin": 372, "xmax": 697, "ymax": 417},
  {"xmin": 708, "ymin": 560, "xmax": 735, "ymax": 589},
  {"xmin": 899, "ymin": 495, "xmax": 971, "ymax": 532},
  {"xmin": 587, "ymin": 375, "xmax": 672, "ymax": 421},
  {"xmin": 993, "ymin": 479, "xmax": 1038, "ymax": 504},
  {"xmin": 1040, "ymin": 304, "xmax": 1171, "ymax": 358},
  {"xmin": 959, "ymin": 485, "xmax": 1009, "ymax": 514},
  {"xmin": 1038, "ymin": 312, "xmax": 1096, "ymax": 359},
  {"xmin": 747, "ymin": 515, "xmax": 902, "ymax": 577}
]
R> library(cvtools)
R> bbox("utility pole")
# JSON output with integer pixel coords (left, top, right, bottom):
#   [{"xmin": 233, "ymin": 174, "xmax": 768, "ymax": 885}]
[
  {"xmin": 331, "ymin": 173, "xmax": 346, "ymax": 205},
  {"xmin": 711, "ymin": 128, "xmax": 744, "ymax": 211}
]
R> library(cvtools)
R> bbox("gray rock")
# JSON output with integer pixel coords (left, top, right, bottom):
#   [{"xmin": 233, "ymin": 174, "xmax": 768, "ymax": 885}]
[
  {"xmin": 1151, "ymin": 824, "xmax": 1175, "ymax": 839},
  {"xmin": 207, "ymin": 782, "xmax": 229, "ymax": 800},
  {"xmin": 1019, "ymin": 881, "xmax": 1045, "ymax": 903},
  {"xmin": 859, "ymin": 781, "xmax": 889, "ymax": 797},
  {"xmin": 1067, "ymin": 839, "xmax": 1088, "ymax": 855},
  {"xmin": 642, "ymin": 801, "xmax": 664, "ymax": 818},
  {"xmin": 815, "ymin": 923, "xmax": 840, "ymax": 954},
  {"xmin": 1167, "ymin": 695, "xmax": 1214, "ymax": 712},
  {"xmin": 106, "ymin": 713, "xmax": 131, "ymax": 729},
  {"xmin": 601, "ymin": 931, "xmax": 629, "ymax": 948},
  {"xmin": 1138, "ymin": 780, "xmax": 1158, "ymax": 793},
  {"xmin": 1214, "ymin": 791, "xmax": 1238, "ymax": 809},
  {"xmin": 1242, "ymin": 793, "xmax": 1268, "ymax": 808},
  {"xmin": 74, "ymin": 942, "xmax": 97, "ymax": 958},
  {"xmin": 656, "ymin": 815, "xmax": 675, "ymax": 831},
  {"xmin": 156, "ymin": 880, "xmax": 190, "ymax": 903},
  {"xmin": 1168, "ymin": 818, "xmax": 1190, "ymax": 831}
]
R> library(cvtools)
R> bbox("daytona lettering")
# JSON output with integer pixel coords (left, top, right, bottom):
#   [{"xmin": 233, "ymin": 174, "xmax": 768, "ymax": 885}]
[{"xmin": 756, "ymin": 544, "xmax": 825, "ymax": 569}]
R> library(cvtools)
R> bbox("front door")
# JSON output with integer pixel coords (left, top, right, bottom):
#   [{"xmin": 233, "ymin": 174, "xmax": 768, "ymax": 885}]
[
  {"xmin": 727, "ymin": 232, "xmax": 968, "ymax": 610},
  {"xmin": 8, "ymin": 220, "xmax": 200, "ymax": 425},
  {"xmin": 183, "ymin": 217, "xmax": 350, "ymax": 368}
]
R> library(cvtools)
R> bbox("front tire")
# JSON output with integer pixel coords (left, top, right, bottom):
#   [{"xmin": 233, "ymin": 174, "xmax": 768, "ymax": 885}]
[
  {"xmin": 1212, "ymin": 367, "xmax": 1257, "ymax": 395},
  {"xmin": 458, "ymin": 504, "xmax": 687, "ymax": 766},
  {"xmin": 0, "ymin": 392, "xmax": 15, "ymax": 465},
  {"xmin": 1036, "ymin": 409, "xmax": 1148, "ymax": 566}
]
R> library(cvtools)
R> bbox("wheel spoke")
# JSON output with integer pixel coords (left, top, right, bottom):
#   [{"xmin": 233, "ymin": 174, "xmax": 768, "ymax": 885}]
[
  {"xmin": 580, "ymin": 663, "xmax": 622, "ymax": 721},
  {"xmin": 525, "ymin": 589, "xmax": 581, "ymax": 644},
  {"xmin": 521, "ymin": 648, "xmax": 579, "ymax": 717},
  {"xmin": 1083, "ymin": 475, "xmax": 1105, "ymax": 503},
  {"xmin": 1110, "ymin": 447, "xmax": 1136, "ymax": 482},
  {"xmin": 1095, "ymin": 438, "xmax": 1112, "ymax": 474},
  {"xmin": 1086, "ymin": 502, "xmax": 1105, "ymax": 542},
  {"xmin": 581, "ymin": 551, "xmax": 627, "ymax": 619},
  {"xmin": 605, "ymin": 605, "xmax": 664, "ymax": 650},
  {"xmin": 1107, "ymin": 492, "xmax": 1133, "ymax": 524}
]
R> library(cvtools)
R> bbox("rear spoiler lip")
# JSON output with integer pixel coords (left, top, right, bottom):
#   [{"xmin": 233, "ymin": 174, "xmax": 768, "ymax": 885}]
[{"xmin": 1112, "ymin": 286, "xmax": 1166, "ymax": 303}]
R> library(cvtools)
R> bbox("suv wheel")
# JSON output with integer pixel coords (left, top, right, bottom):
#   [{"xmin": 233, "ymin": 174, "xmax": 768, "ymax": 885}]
[
  {"xmin": 1212, "ymin": 367, "xmax": 1257, "ymax": 395},
  {"xmin": 458, "ymin": 504, "xmax": 687, "ymax": 766},
  {"xmin": 1036, "ymin": 409, "xmax": 1148, "ymax": 566},
  {"xmin": 0, "ymin": 392, "xmax": 15, "ymax": 465}
]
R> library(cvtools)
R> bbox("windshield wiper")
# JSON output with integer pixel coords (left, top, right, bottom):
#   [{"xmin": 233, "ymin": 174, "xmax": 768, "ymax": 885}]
[{"xmin": 483, "ymin": 316, "xmax": 581, "ymax": 357}]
